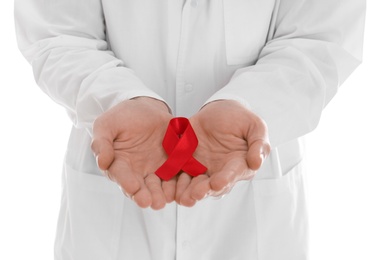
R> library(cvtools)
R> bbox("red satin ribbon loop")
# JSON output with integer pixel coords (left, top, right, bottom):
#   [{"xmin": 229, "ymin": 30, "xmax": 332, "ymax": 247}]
[{"xmin": 155, "ymin": 117, "xmax": 207, "ymax": 181}]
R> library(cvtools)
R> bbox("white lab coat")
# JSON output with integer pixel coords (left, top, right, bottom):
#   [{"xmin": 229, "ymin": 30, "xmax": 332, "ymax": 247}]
[{"xmin": 15, "ymin": 0, "xmax": 365, "ymax": 259}]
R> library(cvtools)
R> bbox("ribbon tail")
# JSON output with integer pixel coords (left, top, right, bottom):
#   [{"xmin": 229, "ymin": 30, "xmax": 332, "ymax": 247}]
[
  {"xmin": 182, "ymin": 157, "xmax": 207, "ymax": 177},
  {"xmin": 155, "ymin": 163, "xmax": 180, "ymax": 181}
]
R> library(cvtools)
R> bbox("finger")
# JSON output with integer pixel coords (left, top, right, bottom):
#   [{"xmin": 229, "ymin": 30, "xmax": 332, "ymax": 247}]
[
  {"xmin": 247, "ymin": 139, "xmax": 271, "ymax": 171},
  {"xmin": 175, "ymin": 173, "xmax": 192, "ymax": 204},
  {"xmin": 180, "ymin": 174, "xmax": 210, "ymax": 207},
  {"xmin": 162, "ymin": 177, "xmax": 177, "ymax": 203},
  {"xmin": 145, "ymin": 174, "xmax": 166, "ymax": 210},
  {"xmin": 209, "ymin": 158, "xmax": 245, "ymax": 193},
  {"xmin": 91, "ymin": 138, "xmax": 115, "ymax": 170},
  {"xmin": 189, "ymin": 175, "xmax": 211, "ymax": 201},
  {"xmin": 132, "ymin": 184, "xmax": 152, "ymax": 209},
  {"xmin": 209, "ymin": 186, "xmax": 232, "ymax": 199},
  {"xmin": 108, "ymin": 158, "xmax": 140, "ymax": 197}
]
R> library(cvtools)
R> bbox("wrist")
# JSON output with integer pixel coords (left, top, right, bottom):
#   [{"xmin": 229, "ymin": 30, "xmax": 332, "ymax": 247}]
[{"xmin": 131, "ymin": 96, "xmax": 171, "ymax": 114}]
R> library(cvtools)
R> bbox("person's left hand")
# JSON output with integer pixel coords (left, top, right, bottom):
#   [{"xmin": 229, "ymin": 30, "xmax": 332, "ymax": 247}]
[{"xmin": 175, "ymin": 100, "xmax": 271, "ymax": 207}]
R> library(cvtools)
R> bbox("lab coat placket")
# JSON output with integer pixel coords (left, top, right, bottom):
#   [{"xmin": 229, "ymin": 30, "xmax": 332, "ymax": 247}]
[
  {"xmin": 174, "ymin": 1, "xmax": 193, "ymax": 117},
  {"xmin": 174, "ymin": 2, "xmax": 196, "ymax": 260}
]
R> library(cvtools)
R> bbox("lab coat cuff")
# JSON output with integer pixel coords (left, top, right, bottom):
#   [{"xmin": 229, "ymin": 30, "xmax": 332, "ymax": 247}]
[
  {"xmin": 203, "ymin": 93, "xmax": 253, "ymax": 112},
  {"xmin": 85, "ymin": 90, "xmax": 172, "ymax": 137},
  {"xmin": 109, "ymin": 91, "xmax": 172, "ymax": 115}
]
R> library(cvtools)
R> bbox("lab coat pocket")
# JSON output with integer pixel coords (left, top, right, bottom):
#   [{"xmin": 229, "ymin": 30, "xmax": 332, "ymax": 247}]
[
  {"xmin": 252, "ymin": 162, "xmax": 309, "ymax": 260},
  {"xmin": 56, "ymin": 164, "xmax": 124, "ymax": 260},
  {"xmin": 223, "ymin": 0, "xmax": 274, "ymax": 65}
]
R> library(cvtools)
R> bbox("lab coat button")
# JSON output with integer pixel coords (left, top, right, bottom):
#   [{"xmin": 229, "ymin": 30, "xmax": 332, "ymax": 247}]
[
  {"xmin": 185, "ymin": 84, "xmax": 194, "ymax": 92},
  {"xmin": 182, "ymin": 241, "xmax": 191, "ymax": 249},
  {"xmin": 191, "ymin": 0, "xmax": 198, "ymax": 8}
]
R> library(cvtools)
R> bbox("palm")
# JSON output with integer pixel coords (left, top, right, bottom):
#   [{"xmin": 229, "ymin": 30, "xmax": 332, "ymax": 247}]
[
  {"xmin": 111, "ymin": 112, "xmax": 168, "ymax": 176},
  {"xmin": 194, "ymin": 122, "xmax": 251, "ymax": 179},
  {"xmin": 176, "ymin": 100, "xmax": 270, "ymax": 206}
]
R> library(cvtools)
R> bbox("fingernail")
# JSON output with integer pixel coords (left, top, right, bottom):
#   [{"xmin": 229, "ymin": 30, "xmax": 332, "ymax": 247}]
[
  {"xmin": 211, "ymin": 194, "xmax": 226, "ymax": 200},
  {"xmin": 118, "ymin": 185, "xmax": 132, "ymax": 199},
  {"xmin": 96, "ymin": 155, "xmax": 100, "ymax": 167}
]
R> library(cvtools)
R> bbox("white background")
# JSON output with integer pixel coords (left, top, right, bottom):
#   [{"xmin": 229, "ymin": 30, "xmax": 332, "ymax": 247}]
[{"xmin": 0, "ymin": 1, "xmax": 380, "ymax": 259}]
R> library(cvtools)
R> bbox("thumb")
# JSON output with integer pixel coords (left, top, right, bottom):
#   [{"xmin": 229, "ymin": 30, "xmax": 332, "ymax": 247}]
[
  {"xmin": 246, "ymin": 139, "xmax": 271, "ymax": 171},
  {"xmin": 91, "ymin": 114, "xmax": 118, "ymax": 170},
  {"xmin": 91, "ymin": 137, "xmax": 115, "ymax": 171}
]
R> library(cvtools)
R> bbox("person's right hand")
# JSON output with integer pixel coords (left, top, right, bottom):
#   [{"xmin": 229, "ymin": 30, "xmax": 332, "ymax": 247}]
[{"xmin": 91, "ymin": 97, "xmax": 174, "ymax": 210}]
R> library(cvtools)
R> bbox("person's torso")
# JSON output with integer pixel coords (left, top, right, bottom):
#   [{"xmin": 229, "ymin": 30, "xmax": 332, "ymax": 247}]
[
  {"xmin": 102, "ymin": 0, "xmax": 276, "ymax": 116},
  {"xmin": 67, "ymin": 0, "xmax": 302, "ymax": 180}
]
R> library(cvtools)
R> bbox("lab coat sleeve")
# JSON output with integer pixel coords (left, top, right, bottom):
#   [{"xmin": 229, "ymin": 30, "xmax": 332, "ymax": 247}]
[
  {"xmin": 206, "ymin": 0, "xmax": 365, "ymax": 148},
  {"xmin": 14, "ymin": 0, "xmax": 166, "ymax": 131}
]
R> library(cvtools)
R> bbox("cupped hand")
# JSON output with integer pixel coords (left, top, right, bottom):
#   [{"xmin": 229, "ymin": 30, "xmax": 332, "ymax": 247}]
[
  {"xmin": 176, "ymin": 100, "xmax": 271, "ymax": 207},
  {"xmin": 91, "ymin": 97, "xmax": 175, "ymax": 210}
]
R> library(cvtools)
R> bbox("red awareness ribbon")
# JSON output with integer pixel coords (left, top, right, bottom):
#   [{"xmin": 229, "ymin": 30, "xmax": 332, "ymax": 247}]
[{"xmin": 155, "ymin": 117, "xmax": 207, "ymax": 181}]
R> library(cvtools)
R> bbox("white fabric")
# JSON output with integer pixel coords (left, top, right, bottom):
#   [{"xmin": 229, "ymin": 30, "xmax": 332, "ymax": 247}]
[{"xmin": 15, "ymin": 0, "xmax": 365, "ymax": 259}]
